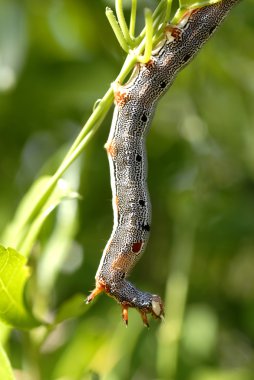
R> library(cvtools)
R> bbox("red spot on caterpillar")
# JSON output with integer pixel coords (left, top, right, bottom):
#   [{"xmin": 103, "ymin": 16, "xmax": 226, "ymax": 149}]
[
  {"xmin": 165, "ymin": 25, "xmax": 182, "ymax": 40},
  {"xmin": 165, "ymin": 8, "xmax": 200, "ymax": 42},
  {"xmin": 104, "ymin": 139, "xmax": 118, "ymax": 157},
  {"xmin": 114, "ymin": 89, "xmax": 130, "ymax": 107},
  {"xmin": 145, "ymin": 59, "xmax": 156, "ymax": 70},
  {"xmin": 132, "ymin": 241, "xmax": 143, "ymax": 254},
  {"xmin": 142, "ymin": 58, "xmax": 157, "ymax": 77}
]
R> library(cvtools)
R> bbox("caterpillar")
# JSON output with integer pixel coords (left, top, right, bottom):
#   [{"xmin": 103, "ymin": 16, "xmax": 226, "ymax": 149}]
[{"xmin": 86, "ymin": 0, "xmax": 240, "ymax": 326}]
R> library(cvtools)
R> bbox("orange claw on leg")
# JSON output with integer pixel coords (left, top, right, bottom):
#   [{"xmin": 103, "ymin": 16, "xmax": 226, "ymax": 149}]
[
  {"xmin": 86, "ymin": 282, "xmax": 105, "ymax": 304},
  {"xmin": 139, "ymin": 310, "xmax": 150, "ymax": 328},
  {"xmin": 121, "ymin": 304, "xmax": 129, "ymax": 326}
]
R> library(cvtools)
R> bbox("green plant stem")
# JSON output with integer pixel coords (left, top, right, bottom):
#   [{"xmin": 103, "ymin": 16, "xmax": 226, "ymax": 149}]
[
  {"xmin": 138, "ymin": 8, "xmax": 153, "ymax": 63},
  {"xmin": 106, "ymin": 7, "xmax": 130, "ymax": 53},
  {"xmin": 165, "ymin": 0, "xmax": 173, "ymax": 24},
  {"xmin": 129, "ymin": 0, "xmax": 137, "ymax": 38},
  {"xmin": 134, "ymin": 0, "xmax": 167, "ymax": 45},
  {"xmin": 115, "ymin": 0, "xmax": 134, "ymax": 46},
  {"xmin": 16, "ymin": 0, "xmax": 169, "ymax": 253},
  {"xmin": 152, "ymin": 0, "xmax": 173, "ymax": 46}
]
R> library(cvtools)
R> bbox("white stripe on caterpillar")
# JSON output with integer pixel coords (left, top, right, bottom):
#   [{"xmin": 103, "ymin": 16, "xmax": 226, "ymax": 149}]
[{"xmin": 86, "ymin": 0, "xmax": 240, "ymax": 327}]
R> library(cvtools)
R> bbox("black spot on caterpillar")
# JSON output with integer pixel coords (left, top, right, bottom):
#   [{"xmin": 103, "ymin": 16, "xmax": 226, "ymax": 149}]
[
  {"xmin": 209, "ymin": 25, "xmax": 217, "ymax": 34},
  {"xmin": 86, "ymin": 0, "xmax": 240, "ymax": 327},
  {"xmin": 183, "ymin": 53, "xmax": 191, "ymax": 63},
  {"xmin": 141, "ymin": 113, "xmax": 148, "ymax": 122},
  {"xmin": 141, "ymin": 223, "xmax": 150, "ymax": 232}
]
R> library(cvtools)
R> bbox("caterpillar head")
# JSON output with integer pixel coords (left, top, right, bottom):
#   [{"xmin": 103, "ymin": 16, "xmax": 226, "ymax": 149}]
[{"xmin": 151, "ymin": 294, "xmax": 164, "ymax": 319}]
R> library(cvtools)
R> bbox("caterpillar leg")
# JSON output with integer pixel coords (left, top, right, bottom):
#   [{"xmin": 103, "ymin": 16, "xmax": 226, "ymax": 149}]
[
  {"xmin": 121, "ymin": 304, "xmax": 129, "ymax": 326},
  {"xmin": 139, "ymin": 309, "xmax": 150, "ymax": 328},
  {"xmin": 121, "ymin": 303, "xmax": 159, "ymax": 327},
  {"xmin": 120, "ymin": 298, "xmax": 164, "ymax": 327},
  {"xmin": 86, "ymin": 280, "xmax": 108, "ymax": 304},
  {"xmin": 137, "ymin": 296, "xmax": 164, "ymax": 327}
]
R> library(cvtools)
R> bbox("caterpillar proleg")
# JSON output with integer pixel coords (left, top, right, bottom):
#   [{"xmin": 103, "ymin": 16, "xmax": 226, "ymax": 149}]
[{"xmin": 86, "ymin": 0, "xmax": 240, "ymax": 326}]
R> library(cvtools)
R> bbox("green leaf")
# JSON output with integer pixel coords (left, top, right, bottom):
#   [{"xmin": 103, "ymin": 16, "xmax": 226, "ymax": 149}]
[
  {"xmin": 0, "ymin": 344, "xmax": 14, "ymax": 380},
  {"xmin": 54, "ymin": 293, "xmax": 88, "ymax": 324},
  {"xmin": 0, "ymin": 246, "xmax": 39, "ymax": 329}
]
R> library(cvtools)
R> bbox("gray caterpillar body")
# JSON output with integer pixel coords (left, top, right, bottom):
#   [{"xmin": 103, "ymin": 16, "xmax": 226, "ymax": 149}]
[{"xmin": 87, "ymin": 0, "xmax": 240, "ymax": 326}]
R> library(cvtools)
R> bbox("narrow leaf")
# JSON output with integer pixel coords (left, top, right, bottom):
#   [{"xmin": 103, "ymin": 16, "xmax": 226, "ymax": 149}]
[{"xmin": 54, "ymin": 294, "xmax": 88, "ymax": 324}]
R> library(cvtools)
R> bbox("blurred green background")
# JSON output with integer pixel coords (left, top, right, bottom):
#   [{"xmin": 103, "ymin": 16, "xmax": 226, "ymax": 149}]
[{"xmin": 0, "ymin": 0, "xmax": 254, "ymax": 379}]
